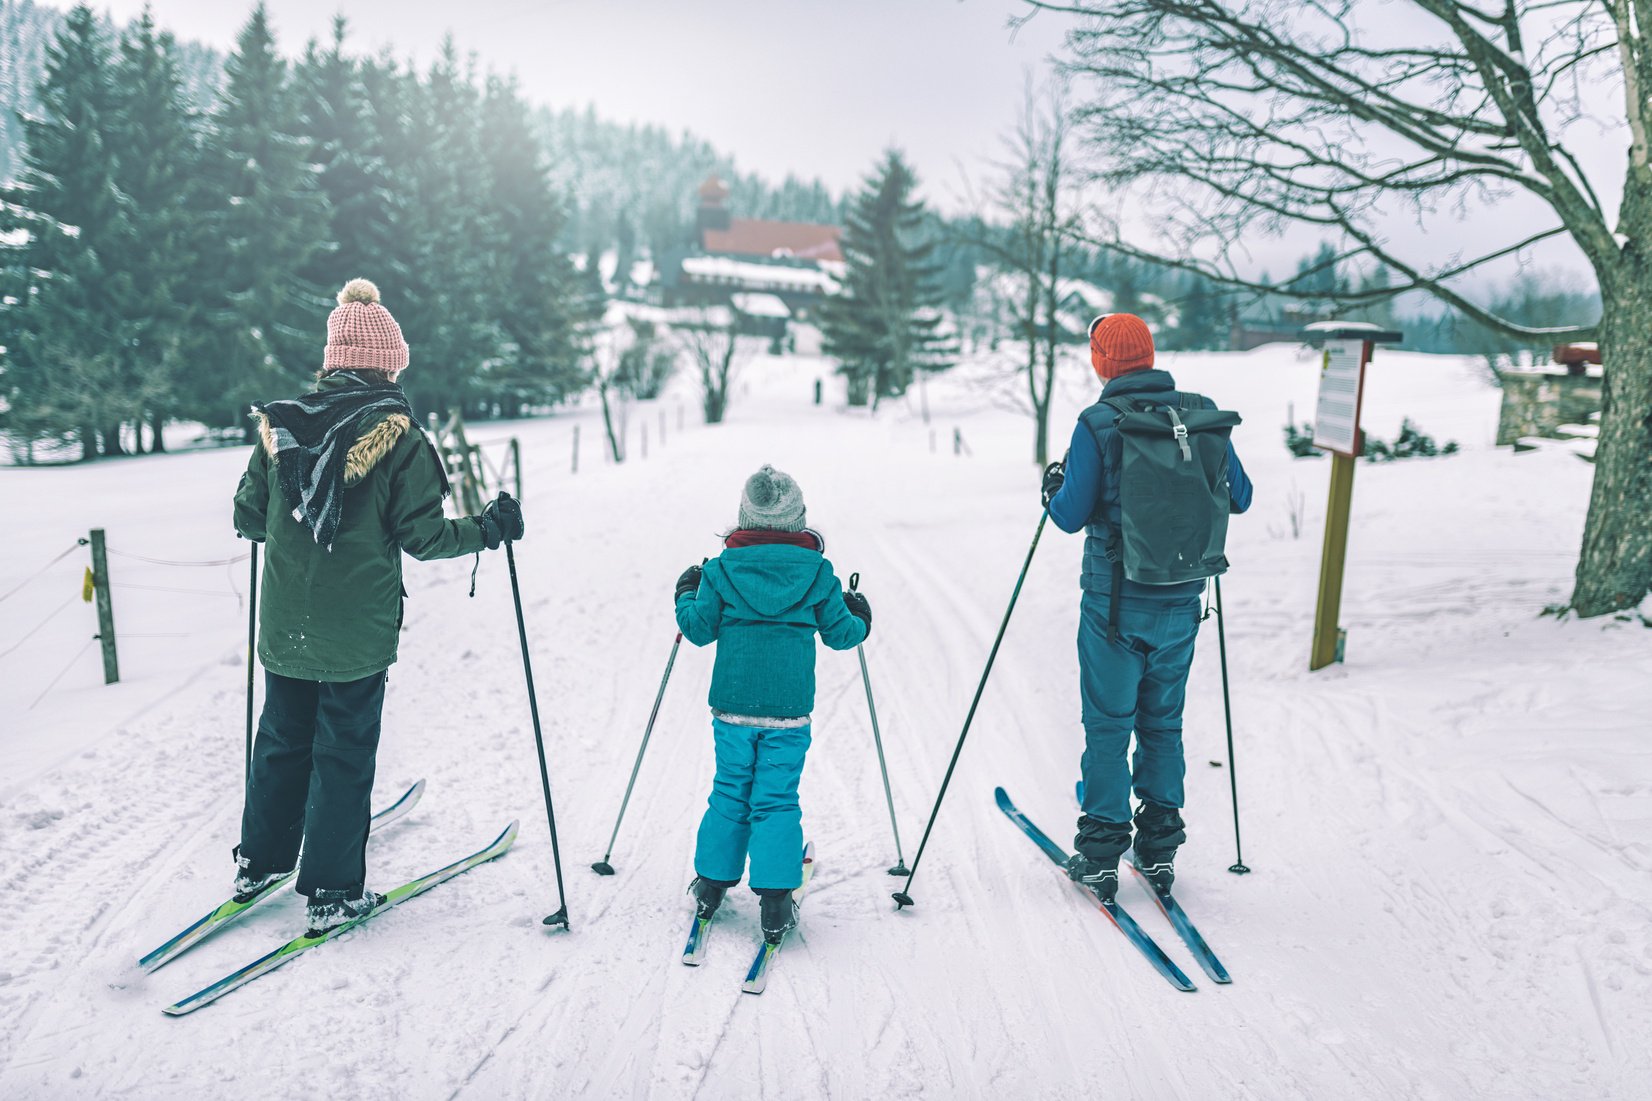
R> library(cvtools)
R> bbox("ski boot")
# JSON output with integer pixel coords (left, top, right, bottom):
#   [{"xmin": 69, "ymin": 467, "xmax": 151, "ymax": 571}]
[
  {"xmin": 1131, "ymin": 802, "xmax": 1186, "ymax": 896},
  {"xmin": 305, "ymin": 888, "xmax": 385, "ymax": 938},
  {"xmin": 757, "ymin": 889, "xmax": 799, "ymax": 943},
  {"xmin": 1131, "ymin": 853, "xmax": 1176, "ymax": 895},
  {"xmin": 232, "ymin": 849, "xmax": 289, "ymax": 904},
  {"xmin": 688, "ymin": 877, "xmax": 736, "ymax": 920},
  {"xmin": 1064, "ymin": 853, "xmax": 1119, "ymax": 902}
]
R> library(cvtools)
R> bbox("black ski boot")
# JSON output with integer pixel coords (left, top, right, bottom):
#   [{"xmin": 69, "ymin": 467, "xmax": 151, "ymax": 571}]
[
  {"xmin": 757, "ymin": 889, "xmax": 798, "ymax": 943},
  {"xmin": 232, "ymin": 849, "xmax": 289, "ymax": 904},
  {"xmin": 1070, "ymin": 815, "xmax": 1129, "ymax": 901},
  {"xmin": 1132, "ymin": 802, "xmax": 1187, "ymax": 896},
  {"xmin": 688, "ymin": 877, "xmax": 736, "ymax": 920},
  {"xmin": 1064, "ymin": 854, "xmax": 1119, "ymax": 901},
  {"xmin": 305, "ymin": 888, "xmax": 385, "ymax": 937}
]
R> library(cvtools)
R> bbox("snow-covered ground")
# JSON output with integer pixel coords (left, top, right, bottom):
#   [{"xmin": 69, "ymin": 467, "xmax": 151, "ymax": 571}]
[{"xmin": 1, "ymin": 345, "xmax": 1648, "ymax": 1100}]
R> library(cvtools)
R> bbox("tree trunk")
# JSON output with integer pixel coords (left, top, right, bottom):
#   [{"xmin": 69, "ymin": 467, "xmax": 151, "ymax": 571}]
[
  {"xmin": 1570, "ymin": 258, "xmax": 1652, "ymax": 615},
  {"xmin": 846, "ymin": 371, "xmax": 870, "ymax": 407},
  {"xmin": 1034, "ymin": 400, "xmax": 1050, "ymax": 466},
  {"xmin": 150, "ymin": 412, "xmax": 166, "ymax": 454},
  {"xmin": 81, "ymin": 425, "xmax": 99, "ymax": 462}
]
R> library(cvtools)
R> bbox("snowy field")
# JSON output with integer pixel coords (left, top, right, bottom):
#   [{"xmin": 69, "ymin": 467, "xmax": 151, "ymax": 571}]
[{"xmin": 1, "ymin": 345, "xmax": 1648, "ymax": 1100}]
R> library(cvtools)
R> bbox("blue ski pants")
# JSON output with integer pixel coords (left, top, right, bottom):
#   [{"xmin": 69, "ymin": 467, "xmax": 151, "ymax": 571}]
[
  {"xmin": 694, "ymin": 717, "xmax": 810, "ymax": 891},
  {"xmin": 1077, "ymin": 589, "xmax": 1202, "ymax": 828}
]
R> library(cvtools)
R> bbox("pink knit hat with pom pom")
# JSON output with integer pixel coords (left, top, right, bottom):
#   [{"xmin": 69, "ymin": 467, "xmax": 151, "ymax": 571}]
[{"xmin": 323, "ymin": 278, "xmax": 410, "ymax": 374}]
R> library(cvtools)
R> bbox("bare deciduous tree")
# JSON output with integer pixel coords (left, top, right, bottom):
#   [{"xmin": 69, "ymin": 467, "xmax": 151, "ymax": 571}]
[
  {"xmin": 1022, "ymin": 0, "xmax": 1651, "ymax": 616},
  {"xmin": 672, "ymin": 305, "xmax": 750, "ymax": 425}
]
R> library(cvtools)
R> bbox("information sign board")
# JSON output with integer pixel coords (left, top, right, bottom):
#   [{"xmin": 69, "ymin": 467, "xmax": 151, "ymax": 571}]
[{"xmin": 1311, "ymin": 339, "xmax": 1367, "ymax": 456}]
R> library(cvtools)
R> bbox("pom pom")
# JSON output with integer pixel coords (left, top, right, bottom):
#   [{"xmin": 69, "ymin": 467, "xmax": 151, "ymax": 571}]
[{"xmin": 337, "ymin": 278, "xmax": 381, "ymax": 306}]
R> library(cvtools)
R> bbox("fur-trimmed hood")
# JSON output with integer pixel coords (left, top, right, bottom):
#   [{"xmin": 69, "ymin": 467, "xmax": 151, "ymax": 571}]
[{"xmin": 257, "ymin": 410, "xmax": 411, "ymax": 487}]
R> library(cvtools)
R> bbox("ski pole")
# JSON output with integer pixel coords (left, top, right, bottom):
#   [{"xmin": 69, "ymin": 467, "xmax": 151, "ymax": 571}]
[
  {"xmin": 1214, "ymin": 576, "xmax": 1250, "ymax": 875},
  {"xmin": 590, "ymin": 632, "xmax": 683, "ymax": 876},
  {"xmin": 894, "ymin": 511, "xmax": 1048, "ymax": 909},
  {"xmin": 245, "ymin": 543, "xmax": 258, "ymax": 783},
  {"xmin": 848, "ymin": 572, "xmax": 907, "ymax": 876},
  {"xmin": 499, "ymin": 494, "xmax": 570, "ymax": 929}
]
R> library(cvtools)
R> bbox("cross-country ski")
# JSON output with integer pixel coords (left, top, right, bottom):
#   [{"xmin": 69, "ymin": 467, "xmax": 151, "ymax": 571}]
[
  {"xmin": 137, "ymin": 779, "xmax": 426, "ymax": 974},
  {"xmin": 742, "ymin": 842, "xmax": 816, "ymax": 995},
  {"xmin": 163, "ymin": 822, "xmax": 518, "ymax": 1016}
]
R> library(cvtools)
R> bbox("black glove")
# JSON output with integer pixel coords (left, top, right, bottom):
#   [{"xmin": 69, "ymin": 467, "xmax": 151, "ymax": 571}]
[
  {"xmin": 675, "ymin": 564, "xmax": 703, "ymax": 600},
  {"xmin": 843, "ymin": 589, "xmax": 872, "ymax": 637},
  {"xmin": 477, "ymin": 495, "xmax": 525, "ymax": 550},
  {"xmin": 1041, "ymin": 460, "xmax": 1066, "ymax": 507}
]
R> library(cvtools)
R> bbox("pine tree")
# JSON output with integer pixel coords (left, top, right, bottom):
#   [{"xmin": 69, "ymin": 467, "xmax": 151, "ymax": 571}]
[
  {"xmin": 189, "ymin": 3, "xmax": 330, "ymax": 430},
  {"xmin": 389, "ymin": 40, "xmax": 504, "ymax": 417},
  {"xmin": 0, "ymin": 4, "xmax": 125, "ymax": 459},
  {"xmin": 106, "ymin": 6, "xmax": 200, "ymax": 452},
  {"xmin": 818, "ymin": 150, "xmax": 953, "ymax": 408},
  {"xmin": 1170, "ymin": 274, "xmax": 1228, "ymax": 351},
  {"xmin": 293, "ymin": 16, "xmax": 395, "ymax": 289},
  {"xmin": 480, "ymin": 73, "xmax": 585, "ymax": 413}
]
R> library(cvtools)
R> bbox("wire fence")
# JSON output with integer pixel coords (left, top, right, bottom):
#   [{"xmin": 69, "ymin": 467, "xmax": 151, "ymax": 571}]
[{"xmin": 3, "ymin": 533, "xmax": 254, "ymax": 710}]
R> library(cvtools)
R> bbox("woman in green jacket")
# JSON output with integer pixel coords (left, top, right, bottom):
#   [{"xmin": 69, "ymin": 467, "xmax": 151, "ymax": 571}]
[
  {"xmin": 229, "ymin": 279, "xmax": 524, "ymax": 936},
  {"xmin": 673, "ymin": 465, "xmax": 871, "ymax": 941}
]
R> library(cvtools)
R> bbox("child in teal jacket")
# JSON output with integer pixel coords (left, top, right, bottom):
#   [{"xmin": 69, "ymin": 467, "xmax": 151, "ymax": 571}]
[{"xmin": 673, "ymin": 465, "xmax": 871, "ymax": 939}]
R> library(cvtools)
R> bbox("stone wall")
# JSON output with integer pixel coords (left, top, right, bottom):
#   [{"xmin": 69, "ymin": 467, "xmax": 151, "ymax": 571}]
[{"xmin": 1495, "ymin": 368, "xmax": 1603, "ymax": 446}]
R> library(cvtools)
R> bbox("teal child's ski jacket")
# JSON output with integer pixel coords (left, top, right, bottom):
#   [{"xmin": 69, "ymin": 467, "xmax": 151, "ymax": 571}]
[{"xmin": 675, "ymin": 543, "xmax": 867, "ymax": 720}]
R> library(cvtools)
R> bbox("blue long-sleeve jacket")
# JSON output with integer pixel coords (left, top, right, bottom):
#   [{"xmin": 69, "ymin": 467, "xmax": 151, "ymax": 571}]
[
  {"xmin": 675, "ymin": 543, "xmax": 867, "ymax": 719},
  {"xmin": 1047, "ymin": 369, "xmax": 1253, "ymax": 600}
]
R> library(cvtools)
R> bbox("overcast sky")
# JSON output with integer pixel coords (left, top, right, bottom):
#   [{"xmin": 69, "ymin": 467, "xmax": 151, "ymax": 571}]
[
  {"xmin": 72, "ymin": 0, "xmax": 1066, "ymax": 203},
  {"xmin": 57, "ymin": 0, "xmax": 1628, "ymax": 290}
]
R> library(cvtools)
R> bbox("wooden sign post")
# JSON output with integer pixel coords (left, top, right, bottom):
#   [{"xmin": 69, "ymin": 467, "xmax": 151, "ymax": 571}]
[{"xmin": 1305, "ymin": 323, "xmax": 1402, "ymax": 671}]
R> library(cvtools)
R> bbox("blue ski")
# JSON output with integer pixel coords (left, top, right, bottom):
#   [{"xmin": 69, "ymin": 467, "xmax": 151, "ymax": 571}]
[
  {"xmin": 682, "ymin": 914, "xmax": 712, "ymax": 965},
  {"xmin": 1126, "ymin": 860, "xmax": 1231, "ymax": 984},
  {"xmin": 741, "ymin": 841, "xmax": 814, "ymax": 995},
  {"xmin": 138, "ymin": 779, "xmax": 426, "ymax": 974},
  {"xmin": 163, "ymin": 821, "xmax": 518, "ymax": 1016},
  {"xmin": 995, "ymin": 787, "xmax": 1194, "ymax": 992},
  {"xmin": 1077, "ymin": 779, "xmax": 1230, "ymax": 984}
]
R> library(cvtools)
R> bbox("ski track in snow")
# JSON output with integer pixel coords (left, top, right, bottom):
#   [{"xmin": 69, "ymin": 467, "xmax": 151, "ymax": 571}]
[{"xmin": 2, "ymin": 347, "xmax": 1650, "ymax": 1099}]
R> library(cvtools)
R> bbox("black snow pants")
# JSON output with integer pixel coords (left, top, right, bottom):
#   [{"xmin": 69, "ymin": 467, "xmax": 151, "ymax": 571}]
[{"xmin": 238, "ymin": 669, "xmax": 386, "ymax": 898}]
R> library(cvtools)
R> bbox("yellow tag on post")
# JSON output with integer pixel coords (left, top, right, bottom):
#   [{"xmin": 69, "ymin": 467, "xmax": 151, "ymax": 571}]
[{"xmin": 82, "ymin": 566, "xmax": 95, "ymax": 602}]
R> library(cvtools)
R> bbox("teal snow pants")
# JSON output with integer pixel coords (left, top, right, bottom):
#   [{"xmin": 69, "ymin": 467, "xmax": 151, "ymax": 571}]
[{"xmin": 694, "ymin": 717, "xmax": 811, "ymax": 891}]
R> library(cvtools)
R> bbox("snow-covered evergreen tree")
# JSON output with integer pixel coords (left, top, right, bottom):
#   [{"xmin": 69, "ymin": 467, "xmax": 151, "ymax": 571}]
[
  {"xmin": 0, "ymin": 4, "xmax": 125, "ymax": 458},
  {"xmin": 818, "ymin": 150, "xmax": 953, "ymax": 408},
  {"xmin": 480, "ymin": 73, "xmax": 586, "ymax": 412},
  {"xmin": 190, "ymin": 3, "xmax": 330, "ymax": 429},
  {"xmin": 106, "ymin": 7, "xmax": 199, "ymax": 451}
]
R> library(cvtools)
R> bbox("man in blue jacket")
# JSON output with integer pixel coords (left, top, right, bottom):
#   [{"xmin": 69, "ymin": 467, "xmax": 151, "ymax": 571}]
[
  {"xmin": 673, "ymin": 465, "xmax": 870, "ymax": 939},
  {"xmin": 1041, "ymin": 314, "xmax": 1253, "ymax": 900}
]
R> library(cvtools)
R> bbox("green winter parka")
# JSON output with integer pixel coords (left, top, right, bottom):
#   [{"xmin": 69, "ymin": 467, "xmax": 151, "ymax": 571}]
[{"xmin": 232, "ymin": 375, "xmax": 484, "ymax": 682}]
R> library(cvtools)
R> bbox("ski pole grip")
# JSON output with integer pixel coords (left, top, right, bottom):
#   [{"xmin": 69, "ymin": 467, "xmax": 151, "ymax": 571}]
[{"xmin": 849, "ymin": 572, "xmax": 860, "ymax": 592}]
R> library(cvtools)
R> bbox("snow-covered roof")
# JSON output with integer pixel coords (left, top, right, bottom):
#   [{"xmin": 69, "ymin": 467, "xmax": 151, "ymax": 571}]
[
  {"xmin": 731, "ymin": 292, "xmax": 790, "ymax": 319},
  {"xmin": 680, "ymin": 255, "xmax": 840, "ymax": 296}
]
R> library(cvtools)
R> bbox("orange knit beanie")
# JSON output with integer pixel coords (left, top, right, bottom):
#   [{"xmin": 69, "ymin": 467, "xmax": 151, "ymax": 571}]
[{"xmin": 1089, "ymin": 313, "xmax": 1155, "ymax": 381}]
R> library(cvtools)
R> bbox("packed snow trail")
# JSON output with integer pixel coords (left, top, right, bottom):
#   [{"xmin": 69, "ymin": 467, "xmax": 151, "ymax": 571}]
[{"xmin": 1, "ymin": 349, "xmax": 1648, "ymax": 1098}]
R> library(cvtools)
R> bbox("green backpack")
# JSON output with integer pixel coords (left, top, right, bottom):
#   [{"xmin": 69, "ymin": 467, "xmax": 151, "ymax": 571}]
[{"xmin": 1101, "ymin": 392, "xmax": 1242, "ymax": 587}]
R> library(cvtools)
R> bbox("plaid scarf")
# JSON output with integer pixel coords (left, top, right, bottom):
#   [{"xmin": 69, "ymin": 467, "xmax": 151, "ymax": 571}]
[{"xmin": 254, "ymin": 373, "xmax": 416, "ymax": 548}]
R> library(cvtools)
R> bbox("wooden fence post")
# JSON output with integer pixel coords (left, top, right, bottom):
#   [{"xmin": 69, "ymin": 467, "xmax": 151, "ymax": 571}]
[
  {"xmin": 510, "ymin": 437, "xmax": 523, "ymax": 498},
  {"xmin": 89, "ymin": 528, "xmax": 119, "ymax": 684},
  {"xmin": 572, "ymin": 425, "xmax": 580, "ymax": 474}
]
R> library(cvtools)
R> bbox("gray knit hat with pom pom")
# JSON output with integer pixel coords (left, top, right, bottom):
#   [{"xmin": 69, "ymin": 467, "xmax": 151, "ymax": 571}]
[
  {"xmin": 323, "ymin": 278, "xmax": 410, "ymax": 374},
  {"xmin": 737, "ymin": 464, "xmax": 807, "ymax": 532}
]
